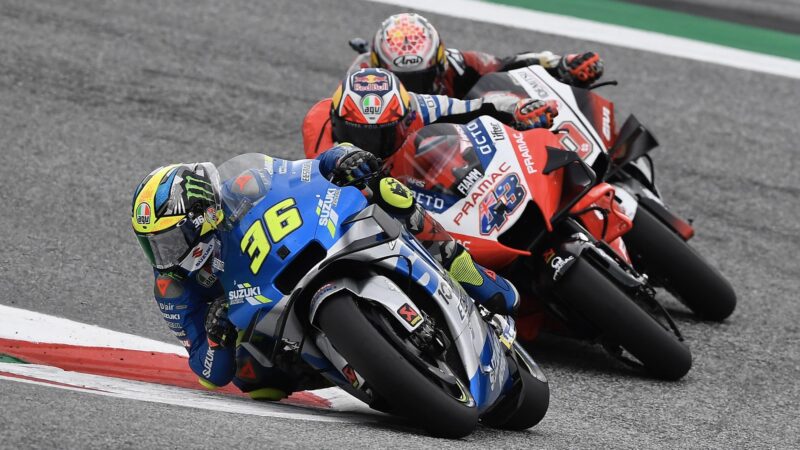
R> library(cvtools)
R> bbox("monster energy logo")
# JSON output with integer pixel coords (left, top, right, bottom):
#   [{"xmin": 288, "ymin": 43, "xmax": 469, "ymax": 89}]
[{"xmin": 185, "ymin": 175, "xmax": 214, "ymax": 201}]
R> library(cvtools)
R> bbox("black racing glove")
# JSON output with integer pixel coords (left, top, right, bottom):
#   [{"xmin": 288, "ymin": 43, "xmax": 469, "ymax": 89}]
[
  {"xmin": 205, "ymin": 296, "xmax": 236, "ymax": 349},
  {"xmin": 330, "ymin": 149, "xmax": 382, "ymax": 188}
]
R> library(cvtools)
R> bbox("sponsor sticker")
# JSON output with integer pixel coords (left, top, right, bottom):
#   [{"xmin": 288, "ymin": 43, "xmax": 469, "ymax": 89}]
[
  {"xmin": 316, "ymin": 188, "xmax": 341, "ymax": 237},
  {"xmin": 212, "ymin": 257, "xmax": 224, "ymax": 272},
  {"xmin": 136, "ymin": 202, "xmax": 151, "ymax": 225},
  {"xmin": 352, "ymin": 73, "xmax": 390, "ymax": 92},
  {"xmin": 196, "ymin": 265, "xmax": 217, "ymax": 288},
  {"xmin": 453, "ymin": 162, "xmax": 512, "ymax": 226},
  {"xmin": 551, "ymin": 255, "xmax": 575, "ymax": 281},
  {"xmin": 301, "ymin": 161, "xmax": 313, "ymax": 182},
  {"xmin": 361, "ymin": 94, "xmax": 383, "ymax": 116},
  {"xmin": 228, "ymin": 282, "xmax": 270, "ymax": 305},
  {"xmin": 393, "ymin": 54, "xmax": 423, "ymax": 68},
  {"xmin": 341, "ymin": 364, "xmax": 359, "ymax": 388},
  {"xmin": 397, "ymin": 303, "xmax": 422, "ymax": 326}
]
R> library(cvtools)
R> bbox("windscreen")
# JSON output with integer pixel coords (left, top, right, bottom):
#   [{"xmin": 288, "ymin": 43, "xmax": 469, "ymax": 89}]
[{"xmin": 217, "ymin": 153, "xmax": 275, "ymax": 224}]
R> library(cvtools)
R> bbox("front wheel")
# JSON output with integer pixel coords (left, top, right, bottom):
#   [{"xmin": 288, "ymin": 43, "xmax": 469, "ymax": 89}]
[
  {"xmin": 554, "ymin": 258, "xmax": 692, "ymax": 380},
  {"xmin": 482, "ymin": 344, "xmax": 550, "ymax": 431},
  {"xmin": 316, "ymin": 293, "xmax": 478, "ymax": 438},
  {"xmin": 625, "ymin": 206, "xmax": 736, "ymax": 321}
]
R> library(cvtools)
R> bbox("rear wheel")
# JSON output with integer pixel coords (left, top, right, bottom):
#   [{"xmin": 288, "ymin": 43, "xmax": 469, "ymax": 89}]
[
  {"xmin": 625, "ymin": 206, "xmax": 736, "ymax": 321},
  {"xmin": 554, "ymin": 258, "xmax": 692, "ymax": 380},
  {"xmin": 316, "ymin": 293, "xmax": 478, "ymax": 438}
]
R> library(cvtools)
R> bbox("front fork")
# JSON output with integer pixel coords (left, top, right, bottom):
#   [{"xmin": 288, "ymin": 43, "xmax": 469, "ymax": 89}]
[{"xmin": 533, "ymin": 218, "xmax": 684, "ymax": 341}]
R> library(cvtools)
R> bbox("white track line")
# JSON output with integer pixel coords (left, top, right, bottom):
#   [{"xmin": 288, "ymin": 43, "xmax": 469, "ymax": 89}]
[
  {"xmin": 362, "ymin": 0, "xmax": 800, "ymax": 80},
  {"xmin": 0, "ymin": 304, "xmax": 372, "ymax": 416},
  {"xmin": 0, "ymin": 304, "xmax": 185, "ymax": 355},
  {"xmin": 0, "ymin": 363, "xmax": 377, "ymax": 423}
]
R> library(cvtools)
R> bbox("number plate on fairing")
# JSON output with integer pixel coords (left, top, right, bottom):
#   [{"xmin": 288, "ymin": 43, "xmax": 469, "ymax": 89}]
[{"xmin": 508, "ymin": 66, "xmax": 606, "ymax": 166}]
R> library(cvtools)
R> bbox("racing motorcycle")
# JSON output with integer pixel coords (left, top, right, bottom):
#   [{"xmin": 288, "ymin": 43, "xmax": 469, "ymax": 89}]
[
  {"xmin": 214, "ymin": 154, "xmax": 549, "ymax": 438},
  {"xmin": 388, "ymin": 119, "xmax": 692, "ymax": 380},
  {"xmin": 465, "ymin": 65, "xmax": 736, "ymax": 321}
]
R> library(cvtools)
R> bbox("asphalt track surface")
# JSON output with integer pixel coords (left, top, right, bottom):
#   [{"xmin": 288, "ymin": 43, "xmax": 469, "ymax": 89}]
[
  {"xmin": 1, "ymin": 0, "xmax": 799, "ymax": 448},
  {"xmin": 624, "ymin": 0, "xmax": 800, "ymax": 34}
]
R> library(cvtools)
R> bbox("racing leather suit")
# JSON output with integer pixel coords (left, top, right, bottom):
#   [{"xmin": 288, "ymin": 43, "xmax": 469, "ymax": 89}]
[
  {"xmin": 303, "ymin": 92, "xmax": 519, "ymax": 158},
  {"xmin": 351, "ymin": 48, "xmax": 580, "ymax": 98},
  {"xmin": 152, "ymin": 149, "xmax": 519, "ymax": 397}
]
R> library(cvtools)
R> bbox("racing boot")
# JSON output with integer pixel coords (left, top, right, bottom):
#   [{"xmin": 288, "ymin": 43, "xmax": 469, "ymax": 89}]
[
  {"xmin": 446, "ymin": 246, "xmax": 520, "ymax": 316},
  {"xmin": 231, "ymin": 335, "xmax": 296, "ymax": 401},
  {"xmin": 372, "ymin": 177, "xmax": 520, "ymax": 315}
]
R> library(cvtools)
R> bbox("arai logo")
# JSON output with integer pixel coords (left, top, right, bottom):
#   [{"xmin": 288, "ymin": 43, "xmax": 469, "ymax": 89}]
[
  {"xmin": 362, "ymin": 94, "xmax": 383, "ymax": 115},
  {"xmin": 393, "ymin": 54, "xmax": 423, "ymax": 68},
  {"xmin": 136, "ymin": 202, "xmax": 151, "ymax": 225}
]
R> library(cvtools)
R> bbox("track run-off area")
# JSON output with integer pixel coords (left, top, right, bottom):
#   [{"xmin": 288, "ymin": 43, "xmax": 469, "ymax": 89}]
[{"xmin": 1, "ymin": 0, "xmax": 798, "ymax": 447}]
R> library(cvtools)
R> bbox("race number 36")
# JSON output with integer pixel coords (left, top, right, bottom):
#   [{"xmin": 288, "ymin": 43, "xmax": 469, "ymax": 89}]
[{"xmin": 240, "ymin": 198, "xmax": 302, "ymax": 274}]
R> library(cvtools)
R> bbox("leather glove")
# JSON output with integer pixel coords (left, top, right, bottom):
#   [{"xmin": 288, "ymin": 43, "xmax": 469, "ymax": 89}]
[
  {"xmin": 556, "ymin": 52, "xmax": 604, "ymax": 86},
  {"xmin": 513, "ymin": 99, "xmax": 559, "ymax": 130},
  {"xmin": 331, "ymin": 149, "xmax": 382, "ymax": 188},
  {"xmin": 205, "ymin": 296, "xmax": 236, "ymax": 349}
]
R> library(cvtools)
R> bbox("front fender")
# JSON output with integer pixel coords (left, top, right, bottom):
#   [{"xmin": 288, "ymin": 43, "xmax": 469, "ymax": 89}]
[
  {"xmin": 308, "ymin": 275, "xmax": 426, "ymax": 333},
  {"xmin": 538, "ymin": 234, "xmax": 644, "ymax": 291}
]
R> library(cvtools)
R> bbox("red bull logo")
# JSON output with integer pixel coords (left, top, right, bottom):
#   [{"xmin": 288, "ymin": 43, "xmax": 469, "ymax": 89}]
[{"xmin": 352, "ymin": 73, "xmax": 390, "ymax": 92}]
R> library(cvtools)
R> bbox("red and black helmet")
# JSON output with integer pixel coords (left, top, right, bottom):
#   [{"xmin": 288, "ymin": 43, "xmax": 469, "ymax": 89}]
[{"xmin": 330, "ymin": 68, "xmax": 412, "ymax": 158}]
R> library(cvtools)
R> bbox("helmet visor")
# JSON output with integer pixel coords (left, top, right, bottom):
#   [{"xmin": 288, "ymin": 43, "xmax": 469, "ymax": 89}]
[
  {"xmin": 136, "ymin": 218, "xmax": 201, "ymax": 270},
  {"xmin": 334, "ymin": 120, "xmax": 399, "ymax": 158},
  {"xmin": 394, "ymin": 66, "xmax": 439, "ymax": 95}
]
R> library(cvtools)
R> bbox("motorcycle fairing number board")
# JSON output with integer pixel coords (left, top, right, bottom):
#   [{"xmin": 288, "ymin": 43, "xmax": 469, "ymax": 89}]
[
  {"xmin": 508, "ymin": 66, "xmax": 605, "ymax": 167},
  {"xmin": 433, "ymin": 117, "xmax": 532, "ymax": 240}
]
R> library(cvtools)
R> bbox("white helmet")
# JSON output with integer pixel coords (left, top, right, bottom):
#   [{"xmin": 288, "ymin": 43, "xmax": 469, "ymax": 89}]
[{"xmin": 370, "ymin": 13, "xmax": 447, "ymax": 94}]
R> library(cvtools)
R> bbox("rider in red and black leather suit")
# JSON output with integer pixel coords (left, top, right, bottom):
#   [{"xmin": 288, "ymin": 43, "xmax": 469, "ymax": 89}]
[{"xmin": 348, "ymin": 12, "xmax": 604, "ymax": 99}]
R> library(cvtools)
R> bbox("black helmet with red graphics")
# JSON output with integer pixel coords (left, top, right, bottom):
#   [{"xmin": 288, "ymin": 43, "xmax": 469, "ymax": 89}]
[{"xmin": 330, "ymin": 68, "xmax": 412, "ymax": 158}]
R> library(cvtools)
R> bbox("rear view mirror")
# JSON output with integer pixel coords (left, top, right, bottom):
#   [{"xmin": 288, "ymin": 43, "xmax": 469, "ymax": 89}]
[{"xmin": 349, "ymin": 38, "xmax": 369, "ymax": 54}]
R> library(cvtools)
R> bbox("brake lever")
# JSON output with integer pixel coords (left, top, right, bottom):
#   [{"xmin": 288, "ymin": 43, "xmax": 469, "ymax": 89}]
[{"xmin": 587, "ymin": 80, "xmax": 618, "ymax": 90}]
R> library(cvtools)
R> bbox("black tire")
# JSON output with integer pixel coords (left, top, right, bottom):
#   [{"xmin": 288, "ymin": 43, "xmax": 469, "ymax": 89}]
[
  {"xmin": 316, "ymin": 293, "xmax": 478, "ymax": 438},
  {"xmin": 490, "ymin": 351, "xmax": 550, "ymax": 431},
  {"xmin": 625, "ymin": 206, "xmax": 736, "ymax": 321},
  {"xmin": 555, "ymin": 258, "xmax": 692, "ymax": 380}
]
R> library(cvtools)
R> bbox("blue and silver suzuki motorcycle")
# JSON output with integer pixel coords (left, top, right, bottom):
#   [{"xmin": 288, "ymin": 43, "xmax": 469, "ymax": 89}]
[{"xmin": 215, "ymin": 154, "xmax": 549, "ymax": 438}]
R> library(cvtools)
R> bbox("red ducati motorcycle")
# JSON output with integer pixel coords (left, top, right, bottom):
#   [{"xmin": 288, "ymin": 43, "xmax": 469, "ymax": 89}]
[
  {"xmin": 388, "ymin": 117, "xmax": 691, "ymax": 380},
  {"xmin": 465, "ymin": 65, "xmax": 736, "ymax": 321}
]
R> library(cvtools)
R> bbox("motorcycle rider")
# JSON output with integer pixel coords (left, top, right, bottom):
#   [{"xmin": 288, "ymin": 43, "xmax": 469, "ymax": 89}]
[
  {"xmin": 131, "ymin": 145, "xmax": 519, "ymax": 399},
  {"xmin": 348, "ymin": 12, "xmax": 604, "ymax": 98},
  {"xmin": 302, "ymin": 67, "xmax": 558, "ymax": 158}
]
